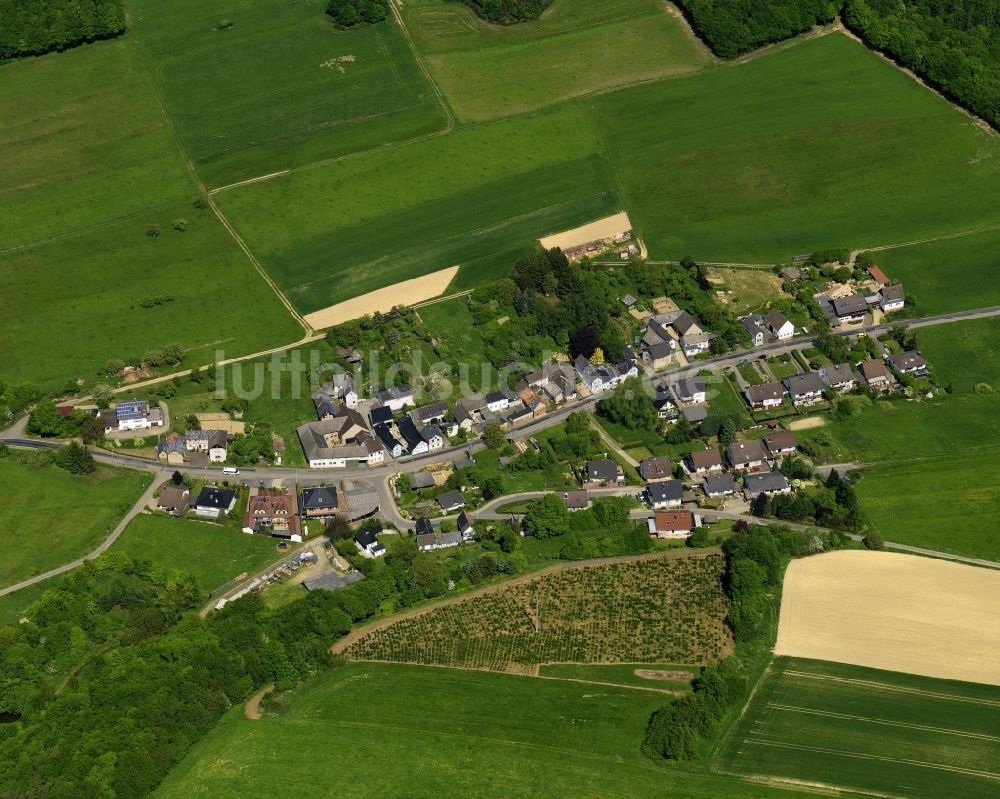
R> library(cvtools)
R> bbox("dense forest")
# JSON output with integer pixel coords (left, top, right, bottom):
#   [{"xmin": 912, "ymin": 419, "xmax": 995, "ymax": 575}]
[
  {"xmin": 454, "ymin": 0, "xmax": 551, "ymax": 25},
  {"xmin": 671, "ymin": 0, "xmax": 838, "ymax": 58},
  {"xmin": 325, "ymin": 0, "xmax": 389, "ymax": 27},
  {"xmin": 843, "ymin": 0, "xmax": 1000, "ymax": 130},
  {"xmin": 0, "ymin": 0, "xmax": 124, "ymax": 61}
]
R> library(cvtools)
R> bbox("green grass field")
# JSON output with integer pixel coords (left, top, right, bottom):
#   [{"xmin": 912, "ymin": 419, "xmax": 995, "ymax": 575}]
[
  {"xmin": 597, "ymin": 32, "xmax": 1000, "ymax": 263},
  {"xmin": 215, "ymin": 104, "xmax": 621, "ymax": 313},
  {"xmin": 715, "ymin": 657, "xmax": 1000, "ymax": 798},
  {"xmin": 155, "ymin": 661, "xmax": 822, "ymax": 799},
  {"xmin": 0, "ymin": 582, "xmax": 50, "ymax": 627},
  {"xmin": 0, "ymin": 211, "xmax": 303, "ymax": 389},
  {"xmin": 0, "ymin": 39, "xmax": 197, "ymax": 250},
  {"xmin": 127, "ymin": 0, "xmax": 446, "ymax": 187},
  {"xmin": 110, "ymin": 513, "xmax": 281, "ymax": 594},
  {"xmin": 403, "ymin": 0, "xmax": 711, "ymax": 122},
  {"xmin": 0, "ymin": 457, "xmax": 151, "ymax": 589}
]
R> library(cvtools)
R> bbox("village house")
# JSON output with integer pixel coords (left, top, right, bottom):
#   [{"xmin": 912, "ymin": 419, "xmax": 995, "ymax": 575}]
[
  {"xmin": 409, "ymin": 402, "xmax": 449, "ymax": 427},
  {"xmin": 672, "ymin": 376, "xmax": 707, "ymax": 405},
  {"xmin": 647, "ymin": 510, "xmax": 698, "ymax": 538},
  {"xmin": 155, "ymin": 433, "xmax": 188, "ymax": 465},
  {"xmin": 726, "ymin": 439, "xmax": 768, "ymax": 471},
  {"xmin": 646, "ymin": 479, "xmax": 683, "ymax": 510},
  {"xmin": 457, "ymin": 511, "xmax": 475, "ymax": 541},
  {"xmin": 702, "ymin": 473, "xmax": 737, "ymax": 498},
  {"xmin": 764, "ymin": 309, "xmax": 794, "ymax": 340},
  {"xmin": 740, "ymin": 314, "xmax": 772, "ymax": 347},
  {"xmin": 867, "ymin": 265, "xmax": 890, "ymax": 287},
  {"xmin": 313, "ymin": 394, "xmax": 339, "ymax": 421},
  {"xmin": 832, "ymin": 293, "xmax": 868, "ymax": 324},
  {"xmin": 436, "ymin": 490, "xmax": 466, "ymax": 512},
  {"xmin": 243, "ymin": 489, "xmax": 301, "ymax": 541},
  {"xmin": 888, "ymin": 351, "xmax": 929, "ymax": 377},
  {"xmin": 519, "ymin": 387, "xmax": 545, "ymax": 418},
  {"xmin": 408, "ymin": 471, "xmax": 436, "ymax": 491},
  {"xmin": 322, "ymin": 373, "xmax": 359, "ymax": 410},
  {"xmin": 355, "ymin": 528, "xmax": 385, "ymax": 558},
  {"xmin": 686, "ymin": 447, "xmax": 724, "ymax": 474},
  {"xmin": 639, "ymin": 456, "xmax": 672, "ymax": 482},
  {"xmin": 744, "ymin": 381, "xmax": 785, "ymax": 410},
  {"xmin": 744, "ymin": 472, "xmax": 792, "ymax": 500},
  {"xmin": 525, "ymin": 363, "xmax": 578, "ymax": 404},
  {"xmin": 879, "ymin": 284, "xmax": 905, "ymax": 313},
  {"xmin": 416, "ymin": 517, "xmax": 463, "ymax": 551},
  {"xmin": 193, "ymin": 486, "xmax": 236, "ymax": 519},
  {"xmin": 300, "ymin": 485, "xmax": 350, "ymax": 520},
  {"xmin": 297, "ymin": 409, "xmax": 385, "ymax": 468},
  {"xmin": 397, "ymin": 415, "xmax": 445, "ymax": 455},
  {"xmin": 653, "ymin": 392, "xmax": 679, "ymax": 421},
  {"xmin": 373, "ymin": 423, "xmax": 405, "ymax": 458},
  {"xmin": 819, "ymin": 363, "xmax": 857, "ymax": 392},
  {"xmin": 784, "ymin": 372, "xmax": 825, "ymax": 406},
  {"xmin": 185, "ymin": 429, "xmax": 229, "ymax": 463},
  {"xmin": 377, "ymin": 385, "xmax": 415, "ymax": 412},
  {"xmin": 583, "ymin": 459, "xmax": 624, "ymax": 487},
  {"xmin": 761, "ymin": 431, "xmax": 797, "ymax": 461},
  {"xmin": 156, "ymin": 484, "xmax": 190, "ymax": 516},
  {"xmin": 106, "ymin": 400, "xmax": 163, "ymax": 433},
  {"xmin": 485, "ymin": 390, "xmax": 511, "ymax": 413},
  {"xmin": 859, "ymin": 359, "xmax": 891, "ymax": 389},
  {"xmin": 558, "ymin": 490, "xmax": 590, "ymax": 511},
  {"xmin": 574, "ymin": 353, "xmax": 638, "ymax": 394}
]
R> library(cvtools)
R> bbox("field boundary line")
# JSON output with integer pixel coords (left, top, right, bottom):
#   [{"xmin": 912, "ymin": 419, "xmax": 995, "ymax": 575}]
[
  {"xmin": 741, "ymin": 738, "xmax": 1000, "ymax": 782},
  {"xmin": 767, "ymin": 703, "xmax": 1000, "ymax": 743},
  {"xmin": 783, "ymin": 671, "xmax": 1000, "ymax": 707},
  {"xmin": 126, "ymin": 34, "xmax": 310, "ymax": 335}
]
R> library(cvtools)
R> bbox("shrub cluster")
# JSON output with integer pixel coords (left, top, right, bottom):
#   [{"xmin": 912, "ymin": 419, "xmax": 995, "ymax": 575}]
[
  {"xmin": 326, "ymin": 0, "xmax": 388, "ymax": 27},
  {"xmin": 0, "ymin": 0, "xmax": 125, "ymax": 60}
]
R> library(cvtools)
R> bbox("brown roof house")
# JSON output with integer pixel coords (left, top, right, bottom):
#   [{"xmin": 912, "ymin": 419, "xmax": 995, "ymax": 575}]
[
  {"xmin": 243, "ymin": 489, "xmax": 301, "ymax": 541},
  {"xmin": 647, "ymin": 510, "xmax": 698, "ymax": 538},
  {"xmin": 156, "ymin": 484, "xmax": 190, "ymax": 517},
  {"xmin": 685, "ymin": 447, "xmax": 724, "ymax": 474},
  {"xmin": 859, "ymin": 359, "xmax": 891, "ymax": 388},
  {"xmin": 639, "ymin": 456, "xmax": 673, "ymax": 482}
]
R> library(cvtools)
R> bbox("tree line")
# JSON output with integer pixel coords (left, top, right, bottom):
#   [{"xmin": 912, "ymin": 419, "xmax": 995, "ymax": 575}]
[
  {"xmin": 0, "ymin": 0, "xmax": 125, "ymax": 61},
  {"xmin": 454, "ymin": 0, "xmax": 551, "ymax": 25},
  {"xmin": 326, "ymin": 0, "xmax": 388, "ymax": 28},
  {"xmin": 642, "ymin": 522, "xmax": 846, "ymax": 760}
]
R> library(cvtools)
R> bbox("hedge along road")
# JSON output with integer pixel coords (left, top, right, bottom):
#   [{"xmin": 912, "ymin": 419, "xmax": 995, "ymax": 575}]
[{"xmin": 5, "ymin": 304, "xmax": 1000, "ymax": 597}]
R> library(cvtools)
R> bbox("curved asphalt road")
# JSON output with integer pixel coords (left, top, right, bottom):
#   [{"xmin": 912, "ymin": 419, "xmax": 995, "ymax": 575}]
[{"xmin": 3, "ymin": 304, "xmax": 1000, "ymax": 596}]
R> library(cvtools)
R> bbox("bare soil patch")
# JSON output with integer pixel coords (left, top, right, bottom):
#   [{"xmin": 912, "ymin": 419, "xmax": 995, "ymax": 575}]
[
  {"xmin": 635, "ymin": 668, "xmax": 694, "ymax": 681},
  {"xmin": 539, "ymin": 212, "xmax": 632, "ymax": 251},
  {"xmin": 244, "ymin": 683, "xmax": 274, "ymax": 720},
  {"xmin": 303, "ymin": 266, "xmax": 459, "ymax": 330},
  {"xmin": 776, "ymin": 550, "xmax": 1000, "ymax": 686},
  {"xmin": 787, "ymin": 416, "xmax": 825, "ymax": 431}
]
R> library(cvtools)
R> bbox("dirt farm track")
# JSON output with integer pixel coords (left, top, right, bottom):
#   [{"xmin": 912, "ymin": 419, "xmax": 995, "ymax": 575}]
[{"xmin": 776, "ymin": 550, "xmax": 1000, "ymax": 686}]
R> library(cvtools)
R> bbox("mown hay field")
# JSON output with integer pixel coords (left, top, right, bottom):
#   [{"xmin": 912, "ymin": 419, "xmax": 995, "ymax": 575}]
[
  {"xmin": 155, "ymin": 661, "xmax": 824, "ymax": 799},
  {"xmin": 127, "ymin": 0, "xmax": 447, "ymax": 186},
  {"xmin": 715, "ymin": 657, "xmax": 1000, "ymax": 798},
  {"xmin": 776, "ymin": 551, "xmax": 1000, "ymax": 686},
  {"xmin": 343, "ymin": 552, "xmax": 730, "ymax": 671},
  {"xmin": 403, "ymin": 0, "xmax": 712, "ymax": 121}
]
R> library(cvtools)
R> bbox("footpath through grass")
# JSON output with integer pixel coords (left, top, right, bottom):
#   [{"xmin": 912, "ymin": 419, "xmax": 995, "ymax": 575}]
[
  {"xmin": 0, "ymin": 457, "xmax": 150, "ymax": 589},
  {"xmin": 110, "ymin": 513, "xmax": 282, "ymax": 595},
  {"xmin": 403, "ymin": 0, "xmax": 711, "ymax": 122},
  {"xmin": 155, "ymin": 661, "xmax": 822, "ymax": 799},
  {"xmin": 715, "ymin": 656, "xmax": 1000, "ymax": 798}
]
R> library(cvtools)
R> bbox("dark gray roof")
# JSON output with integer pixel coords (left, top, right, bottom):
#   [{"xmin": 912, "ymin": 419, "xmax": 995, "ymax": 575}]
[
  {"xmin": 369, "ymin": 405, "xmax": 394, "ymax": 426},
  {"xmin": 784, "ymin": 372, "xmax": 825, "ymax": 396},
  {"xmin": 397, "ymin": 416, "xmax": 424, "ymax": 450},
  {"xmin": 647, "ymin": 480, "xmax": 683, "ymax": 503},
  {"xmin": 745, "ymin": 472, "xmax": 790, "ymax": 493},
  {"xmin": 409, "ymin": 472, "xmax": 435, "ymax": 490},
  {"xmin": 415, "ymin": 517, "xmax": 434, "ymax": 536},
  {"xmin": 301, "ymin": 485, "xmax": 338, "ymax": 510},
  {"xmin": 355, "ymin": 528, "xmax": 379, "ymax": 548},
  {"xmin": 195, "ymin": 486, "xmax": 236, "ymax": 510},
  {"xmin": 747, "ymin": 382, "xmax": 785, "ymax": 403},
  {"xmin": 303, "ymin": 570, "xmax": 365, "ymax": 592},
  {"xmin": 880, "ymin": 284, "xmax": 905, "ymax": 303},
  {"xmin": 888, "ymin": 351, "xmax": 927, "ymax": 372},
  {"xmin": 374, "ymin": 423, "xmax": 403, "ymax": 452},
  {"xmin": 485, "ymin": 390, "xmax": 507, "ymax": 404},
  {"xmin": 377, "ymin": 385, "xmax": 412, "ymax": 402},
  {"xmin": 765, "ymin": 309, "xmax": 790, "ymax": 330},
  {"xmin": 726, "ymin": 439, "xmax": 768, "ymax": 465},
  {"xmin": 672, "ymin": 377, "xmax": 707, "ymax": 400},
  {"xmin": 585, "ymin": 459, "xmax": 619, "ymax": 481},
  {"xmin": 436, "ymin": 490, "xmax": 465, "ymax": 510},
  {"xmin": 702, "ymin": 473, "xmax": 737, "ymax": 495},
  {"xmin": 457, "ymin": 511, "xmax": 474, "ymax": 532},
  {"xmin": 683, "ymin": 405, "xmax": 708, "ymax": 423},
  {"xmin": 639, "ymin": 456, "xmax": 672, "ymax": 481},
  {"xmin": 822, "ymin": 363, "xmax": 855, "ymax": 385},
  {"xmin": 832, "ymin": 293, "xmax": 868, "ymax": 317}
]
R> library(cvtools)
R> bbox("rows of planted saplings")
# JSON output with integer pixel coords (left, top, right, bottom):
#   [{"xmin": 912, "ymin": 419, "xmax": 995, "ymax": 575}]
[{"xmin": 345, "ymin": 554, "xmax": 730, "ymax": 669}]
